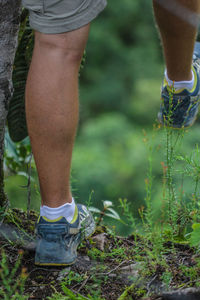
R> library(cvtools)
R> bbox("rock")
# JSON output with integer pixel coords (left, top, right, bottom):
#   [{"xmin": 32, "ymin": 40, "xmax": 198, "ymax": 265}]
[
  {"xmin": 74, "ymin": 254, "xmax": 96, "ymax": 272},
  {"xmin": 0, "ymin": 223, "xmax": 36, "ymax": 252},
  {"xmin": 119, "ymin": 262, "xmax": 144, "ymax": 278},
  {"xmin": 108, "ymin": 274, "xmax": 117, "ymax": 278},
  {"xmin": 23, "ymin": 241, "xmax": 36, "ymax": 252},
  {"xmin": 82, "ymin": 256, "xmax": 90, "ymax": 261},
  {"xmin": 57, "ymin": 267, "xmax": 71, "ymax": 281},
  {"xmin": 113, "ymin": 262, "xmax": 145, "ymax": 285},
  {"xmin": 92, "ymin": 233, "xmax": 107, "ymax": 251},
  {"xmin": 161, "ymin": 287, "xmax": 200, "ymax": 300}
]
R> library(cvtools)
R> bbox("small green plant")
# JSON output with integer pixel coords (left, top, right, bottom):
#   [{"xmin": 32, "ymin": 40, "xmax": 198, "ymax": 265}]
[
  {"xmin": 60, "ymin": 285, "xmax": 89, "ymax": 300},
  {"xmin": 179, "ymin": 264, "xmax": 198, "ymax": 283},
  {"xmin": 84, "ymin": 276, "xmax": 105, "ymax": 300},
  {"xmin": 48, "ymin": 283, "xmax": 105, "ymax": 300},
  {"xmin": 0, "ymin": 250, "xmax": 28, "ymax": 300},
  {"xmin": 2, "ymin": 208, "xmax": 34, "ymax": 245},
  {"xmin": 87, "ymin": 245, "xmax": 127, "ymax": 262},
  {"xmin": 48, "ymin": 289, "xmax": 88, "ymax": 300},
  {"xmin": 118, "ymin": 198, "xmax": 136, "ymax": 230},
  {"xmin": 47, "ymin": 293, "xmax": 68, "ymax": 300},
  {"xmin": 4, "ymin": 131, "xmax": 32, "ymax": 177},
  {"xmin": 161, "ymin": 270, "xmax": 173, "ymax": 290},
  {"xmin": 188, "ymin": 223, "xmax": 200, "ymax": 248},
  {"xmin": 89, "ymin": 200, "xmax": 121, "ymax": 226},
  {"xmin": 118, "ymin": 282, "xmax": 146, "ymax": 300},
  {"xmin": 176, "ymin": 145, "xmax": 200, "ymax": 201},
  {"xmin": 142, "ymin": 128, "xmax": 154, "ymax": 233},
  {"xmin": 62, "ymin": 270, "xmax": 85, "ymax": 286}
]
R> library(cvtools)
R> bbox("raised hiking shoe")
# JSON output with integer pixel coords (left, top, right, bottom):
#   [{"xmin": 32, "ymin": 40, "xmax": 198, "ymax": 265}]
[
  {"xmin": 35, "ymin": 204, "xmax": 95, "ymax": 266},
  {"xmin": 158, "ymin": 43, "xmax": 200, "ymax": 128}
]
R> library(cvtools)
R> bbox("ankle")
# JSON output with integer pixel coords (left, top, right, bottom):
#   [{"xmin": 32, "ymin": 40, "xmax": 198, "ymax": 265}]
[
  {"xmin": 42, "ymin": 195, "xmax": 73, "ymax": 208},
  {"xmin": 165, "ymin": 68, "xmax": 195, "ymax": 91},
  {"xmin": 166, "ymin": 69, "xmax": 193, "ymax": 82}
]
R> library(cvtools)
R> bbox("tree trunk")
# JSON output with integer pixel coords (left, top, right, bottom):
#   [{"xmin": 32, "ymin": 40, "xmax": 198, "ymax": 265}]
[{"xmin": 0, "ymin": 0, "xmax": 21, "ymax": 207}]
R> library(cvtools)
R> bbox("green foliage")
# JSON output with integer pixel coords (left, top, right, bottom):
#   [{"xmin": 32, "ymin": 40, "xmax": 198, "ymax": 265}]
[
  {"xmin": 48, "ymin": 279, "xmax": 105, "ymax": 300},
  {"xmin": 0, "ymin": 250, "xmax": 28, "ymax": 300},
  {"xmin": 161, "ymin": 271, "xmax": 173, "ymax": 290},
  {"xmin": 179, "ymin": 264, "xmax": 199, "ymax": 283},
  {"xmin": 176, "ymin": 144, "xmax": 200, "ymax": 203},
  {"xmin": 5, "ymin": 0, "xmax": 200, "ymax": 242},
  {"xmin": 189, "ymin": 223, "xmax": 200, "ymax": 247},
  {"xmin": 118, "ymin": 282, "xmax": 146, "ymax": 300},
  {"xmin": 89, "ymin": 200, "xmax": 121, "ymax": 226},
  {"xmin": 61, "ymin": 270, "xmax": 85, "ymax": 286},
  {"xmin": 7, "ymin": 12, "xmax": 86, "ymax": 144},
  {"xmin": 4, "ymin": 131, "xmax": 39, "ymax": 211},
  {"xmin": 4, "ymin": 131, "xmax": 32, "ymax": 176},
  {"xmin": 47, "ymin": 293, "xmax": 68, "ymax": 300},
  {"xmin": 60, "ymin": 285, "xmax": 89, "ymax": 300},
  {"xmin": 73, "ymin": 113, "xmax": 148, "ymax": 231},
  {"xmin": 118, "ymin": 198, "xmax": 136, "ymax": 230},
  {"xmin": 5, "ymin": 0, "xmax": 164, "ymax": 229},
  {"xmin": 87, "ymin": 246, "xmax": 127, "ymax": 262},
  {"xmin": 80, "ymin": 0, "xmax": 161, "ymax": 121},
  {"xmin": 4, "ymin": 1, "xmax": 200, "ymax": 298},
  {"xmin": 48, "ymin": 289, "xmax": 89, "ymax": 300},
  {"xmin": 7, "ymin": 11, "xmax": 33, "ymax": 142}
]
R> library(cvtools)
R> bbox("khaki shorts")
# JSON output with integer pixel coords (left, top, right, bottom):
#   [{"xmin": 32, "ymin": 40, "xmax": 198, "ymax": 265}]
[{"xmin": 22, "ymin": 0, "xmax": 107, "ymax": 34}]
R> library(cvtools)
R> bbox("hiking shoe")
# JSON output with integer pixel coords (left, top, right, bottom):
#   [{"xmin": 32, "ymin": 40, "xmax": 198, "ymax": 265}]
[
  {"xmin": 158, "ymin": 42, "xmax": 200, "ymax": 128},
  {"xmin": 35, "ymin": 204, "xmax": 95, "ymax": 266}
]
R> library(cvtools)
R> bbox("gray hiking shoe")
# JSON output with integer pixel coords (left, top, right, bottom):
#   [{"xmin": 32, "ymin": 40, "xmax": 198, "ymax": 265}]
[
  {"xmin": 35, "ymin": 204, "xmax": 95, "ymax": 266},
  {"xmin": 158, "ymin": 42, "xmax": 200, "ymax": 128}
]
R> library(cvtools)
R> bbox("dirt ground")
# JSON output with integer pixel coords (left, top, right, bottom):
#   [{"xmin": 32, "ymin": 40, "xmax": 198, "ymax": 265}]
[{"xmin": 1, "ymin": 209, "xmax": 200, "ymax": 300}]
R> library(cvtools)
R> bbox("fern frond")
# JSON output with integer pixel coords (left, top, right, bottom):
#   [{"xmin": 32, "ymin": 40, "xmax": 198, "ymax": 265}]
[{"xmin": 7, "ymin": 13, "xmax": 33, "ymax": 142}]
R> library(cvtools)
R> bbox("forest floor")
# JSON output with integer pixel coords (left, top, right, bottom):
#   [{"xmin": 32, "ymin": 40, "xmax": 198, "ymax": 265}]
[{"xmin": 1, "ymin": 208, "xmax": 200, "ymax": 300}]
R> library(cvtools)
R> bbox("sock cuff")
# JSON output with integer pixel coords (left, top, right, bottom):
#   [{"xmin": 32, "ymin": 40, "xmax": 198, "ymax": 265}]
[
  {"xmin": 165, "ymin": 69, "xmax": 194, "ymax": 85},
  {"xmin": 40, "ymin": 198, "xmax": 76, "ymax": 222}
]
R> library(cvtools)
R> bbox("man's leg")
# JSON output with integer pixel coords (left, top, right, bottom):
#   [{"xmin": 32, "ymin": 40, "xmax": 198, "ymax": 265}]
[
  {"xmin": 23, "ymin": 0, "xmax": 106, "ymax": 265},
  {"xmin": 153, "ymin": 0, "xmax": 200, "ymax": 128},
  {"xmin": 25, "ymin": 25, "xmax": 89, "ymax": 209},
  {"xmin": 27, "ymin": 25, "xmax": 96, "ymax": 266},
  {"xmin": 153, "ymin": 0, "xmax": 200, "ymax": 81}
]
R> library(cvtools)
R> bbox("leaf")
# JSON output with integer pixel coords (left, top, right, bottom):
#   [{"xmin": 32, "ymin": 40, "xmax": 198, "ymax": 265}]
[
  {"xmin": 192, "ymin": 223, "xmax": 200, "ymax": 230},
  {"xmin": 17, "ymin": 172, "xmax": 35, "ymax": 182},
  {"xmin": 5, "ymin": 131, "xmax": 19, "ymax": 161},
  {"xmin": 105, "ymin": 213, "xmax": 121, "ymax": 221},
  {"xmin": 88, "ymin": 207, "xmax": 101, "ymax": 214},
  {"xmin": 103, "ymin": 200, "xmax": 113, "ymax": 208},
  {"xmin": 176, "ymin": 155, "xmax": 185, "ymax": 161},
  {"xmin": 7, "ymin": 17, "xmax": 33, "ymax": 142},
  {"xmin": 189, "ymin": 223, "xmax": 200, "ymax": 247},
  {"xmin": 61, "ymin": 285, "xmax": 89, "ymax": 300},
  {"xmin": 106, "ymin": 207, "xmax": 121, "ymax": 220}
]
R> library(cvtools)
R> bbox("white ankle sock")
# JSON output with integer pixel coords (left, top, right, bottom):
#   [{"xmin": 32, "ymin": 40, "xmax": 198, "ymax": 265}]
[
  {"xmin": 165, "ymin": 69, "xmax": 195, "ymax": 92},
  {"xmin": 40, "ymin": 198, "xmax": 76, "ymax": 223}
]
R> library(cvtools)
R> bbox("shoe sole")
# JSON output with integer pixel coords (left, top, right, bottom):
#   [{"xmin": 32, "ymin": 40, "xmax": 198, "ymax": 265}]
[{"xmin": 35, "ymin": 261, "xmax": 76, "ymax": 266}]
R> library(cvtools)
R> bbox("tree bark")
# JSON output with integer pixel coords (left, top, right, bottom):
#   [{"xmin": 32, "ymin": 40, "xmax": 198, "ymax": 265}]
[{"xmin": 0, "ymin": 0, "xmax": 21, "ymax": 207}]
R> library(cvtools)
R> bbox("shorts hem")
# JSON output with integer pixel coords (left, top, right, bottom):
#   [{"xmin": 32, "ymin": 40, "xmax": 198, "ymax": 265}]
[{"xmin": 29, "ymin": 0, "xmax": 107, "ymax": 34}]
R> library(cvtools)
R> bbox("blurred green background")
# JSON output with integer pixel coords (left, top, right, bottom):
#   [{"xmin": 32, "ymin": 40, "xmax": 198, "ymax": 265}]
[{"xmin": 4, "ymin": 0, "xmax": 200, "ymax": 235}]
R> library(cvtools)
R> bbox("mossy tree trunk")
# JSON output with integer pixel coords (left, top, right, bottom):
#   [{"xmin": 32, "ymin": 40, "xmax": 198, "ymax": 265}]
[{"xmin": 0, "ymin": 0, "xmax": 21, "ymax": 207}]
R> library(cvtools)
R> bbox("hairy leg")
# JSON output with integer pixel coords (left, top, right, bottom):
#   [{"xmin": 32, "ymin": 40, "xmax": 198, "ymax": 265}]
[
  {"xmin": 25, "ymin": 24, "xmax": 90, "ymax": 208},
  {"xmin": 153, "ymin": 0, "xmax": 200, "ymax": 81}
]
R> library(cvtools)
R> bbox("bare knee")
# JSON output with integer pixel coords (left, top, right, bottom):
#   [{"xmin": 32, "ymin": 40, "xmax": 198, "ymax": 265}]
[{"xmin": 34, "ymin": 26, "xmax": 89, "ymax": 64}]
